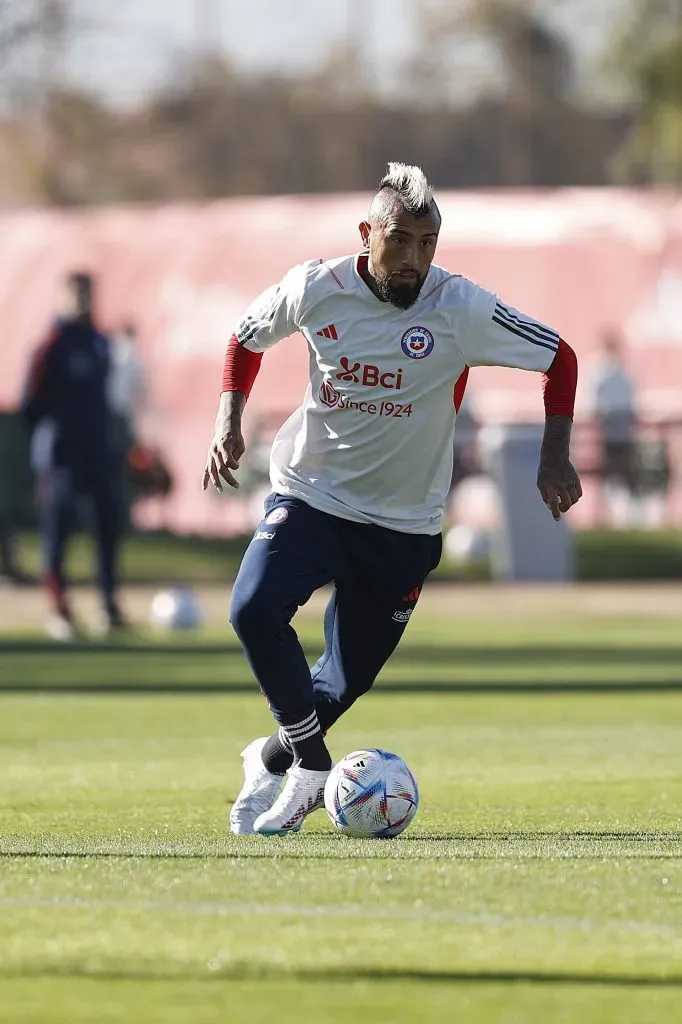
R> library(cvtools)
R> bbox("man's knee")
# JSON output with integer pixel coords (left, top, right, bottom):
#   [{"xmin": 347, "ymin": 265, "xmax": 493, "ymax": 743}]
[
  {"xmin": 341, "ymin": 670, "xmax": 376, "ymax": 706},
  {"xmin": 314, "ymin": 674, "xmax": 375, "ymax": 733},
  {"xmin": 230, "ymin": 581, "xmax": 285, "ymax": 643},
  {"xmin": 313, "ymin": 662, "xmax": 377, "ymax": 709}
]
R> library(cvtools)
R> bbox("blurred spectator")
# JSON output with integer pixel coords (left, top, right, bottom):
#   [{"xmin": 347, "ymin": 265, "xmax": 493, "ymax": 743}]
[
  {"xmin": 107, "ymin": 323, "xmax": 173, "ymax": 517},
  {"xmin": 632, "ymin": 427, "xmax": 671, "ymax": 528},
  {"xmin": 589, "ymin": 332, "xmax": 638, "ymax": 524},
  {"xmin": 21, "ymin": 271, "xmax": 127, "ymax": 640},
  {"xmin": 450, "ymin": 391, "xmax": 480, "ymax": 492},
  {"xmin": 108, "ymin": 322, "xmax": 148, "ymax": 454},
  {"xmin": 443, "ymin": 390, "xmax": 482, "ymax": 530}
]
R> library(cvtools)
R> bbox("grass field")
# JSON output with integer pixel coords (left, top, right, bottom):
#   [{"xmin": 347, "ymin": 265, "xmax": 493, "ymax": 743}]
[
  {"xmin": 11, "ymin": 526, "xmax": 682, "ymax": 583},
  {"xmin": 2, "ymin": 592, "xmax": 682, "ymax": 1023}
]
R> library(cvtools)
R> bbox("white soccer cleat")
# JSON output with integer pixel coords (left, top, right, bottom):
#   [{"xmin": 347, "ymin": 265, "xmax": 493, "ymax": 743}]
[
  {"xmin": 46, "ymin": 613, "xmax": 76, "ymax": 643},
  {"xmin": 229, "ymin": 737, "xmax": 285, "ymax": 835},
  {"xmin": 253, "ymin": 763, "xmax": 331, "ymax": 836}
]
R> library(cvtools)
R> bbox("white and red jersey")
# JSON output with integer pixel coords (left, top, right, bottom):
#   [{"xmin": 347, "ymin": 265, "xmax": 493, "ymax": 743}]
[{"xmin": 234, "ymin": 254, "xmax": 559, "ymax": 535}]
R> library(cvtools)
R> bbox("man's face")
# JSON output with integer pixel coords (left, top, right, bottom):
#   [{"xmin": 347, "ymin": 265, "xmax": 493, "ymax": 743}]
[
  {"xmin": 360, "ymin": 206, "xmax": 441, "ymax": 309},
  {"xmin": 62, "ymin": 276, "xmax": 93, "ymax": 320}
]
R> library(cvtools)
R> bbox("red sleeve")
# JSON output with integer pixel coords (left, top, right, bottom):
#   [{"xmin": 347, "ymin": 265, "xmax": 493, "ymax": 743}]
[
  {"xmin": 21, "ymin": 324, "xmax": 62, "ymax": 426},
  {"xmin": 542, "ymin": 338, "xmax": 577, "ymax": 419},
  {"xmin": 25, "ymin": 325, "xmax": 61, "ymax": 397},
  {"xmin": 453, "ymin": 366, "xmax": 469, "ymax": 412},
  {"xmin": 221, "ymin": 335, "xmax": 263, "ymax": 398}
]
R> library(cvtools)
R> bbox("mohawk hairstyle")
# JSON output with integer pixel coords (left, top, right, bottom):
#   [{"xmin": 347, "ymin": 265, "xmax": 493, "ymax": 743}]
[{"xmin": 377, "ymin": 162, "xmax": 434, "ymax": 218}]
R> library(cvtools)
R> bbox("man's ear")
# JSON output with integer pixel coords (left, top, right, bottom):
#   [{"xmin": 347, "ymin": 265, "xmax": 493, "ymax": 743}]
[{"xmin": 358, "ymin": 220, "xmax": 371, "ymax": 249}]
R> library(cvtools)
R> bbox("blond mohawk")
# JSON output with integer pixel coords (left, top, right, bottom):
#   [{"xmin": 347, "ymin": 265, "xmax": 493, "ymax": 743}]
[{"xmin": 378, "ymin": 162, "xmax": 433, "ymax": 217}]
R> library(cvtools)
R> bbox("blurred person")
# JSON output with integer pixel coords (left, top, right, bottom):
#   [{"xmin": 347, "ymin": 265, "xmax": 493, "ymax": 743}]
[
  {"xmin": 449, "ymin": 389, "xmax": 480, "ymax": 492},
  {"xmin": 631, "ymin": 426, "xmax": 671, "ymax": 528},
  {"xmin": 444, "ymin": 388, "xmax": 484, "ymax": 535},
  {"xmin": 21, "ymin": 271, "xmax": 126, "ymax": 640},
  {"xmin": 107, "ymin": 321, "xmax": 151, "ymax": 530},
  {"xmin": 589, "ymin": 332, "xmax": 638, "ymax": 524},
  {"xmin": 108, "ymin": 321, "xmax": 148, "ymax": 455},
  {"xmin": 203, "ymin": 163, "xmax": 581, "ymax": 836}
]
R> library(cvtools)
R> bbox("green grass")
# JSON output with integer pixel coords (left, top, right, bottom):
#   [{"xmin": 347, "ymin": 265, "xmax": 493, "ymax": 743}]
[
  {"xmin": 1, "ymin": 613, "xmax": 682, "ymax": 1022},
  {"xmin": 3, "ymin": 615, "xmax": 682, "ymax": 691},
  {"xmin": 15, "ymin": 530, "xmax": 249, "ymax": 584},
  {"xmin": 13, "ymin": 528, "xmax": 488, "ymax": 584},
  {"xmin": 12, "ymin": 526, "xmax": 682, "ymax": 584}
]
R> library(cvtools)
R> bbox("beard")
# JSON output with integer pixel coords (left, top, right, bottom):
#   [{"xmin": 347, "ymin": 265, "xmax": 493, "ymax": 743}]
[{"xmin": 374, "ymin": 272, "xmax": 425, "ymax": 310}]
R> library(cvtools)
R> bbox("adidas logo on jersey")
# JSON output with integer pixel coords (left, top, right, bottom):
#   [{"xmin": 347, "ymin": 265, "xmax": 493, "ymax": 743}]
[{"xmin": 317, "ymin": 324, "xmax": 338, "ymax": 341}]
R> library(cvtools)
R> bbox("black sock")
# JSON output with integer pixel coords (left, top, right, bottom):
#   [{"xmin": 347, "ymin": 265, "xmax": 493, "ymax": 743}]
[
  {"xmin": 290, "ymin": 732, "xmax": 332, "ymax": 771},
  {"xmin": 261, "ymin": 730, "xmax": 294, "ymax": 775},
  {"xmin": 280, "ymin": 711, "xmax": 332, "ymax": 771}
]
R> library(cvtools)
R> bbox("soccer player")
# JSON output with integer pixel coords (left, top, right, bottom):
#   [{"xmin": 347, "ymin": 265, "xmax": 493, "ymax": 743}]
[
  {"xmin": 22, "ymin": 271, "xmax": 126, "ymax": 639},
  {"xmin": 203, "ymin": 163, "xmax": 581, "ymax": 836}
]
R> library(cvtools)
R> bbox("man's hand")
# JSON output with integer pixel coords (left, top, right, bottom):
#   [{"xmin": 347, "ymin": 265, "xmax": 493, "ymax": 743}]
[
  {"xmin": 537, "ymin": 414, "xmax": 583, "ymax": 521},
  {"xmin": 202, "ymin": 391, "xmax": 246, "ymax": 493}
]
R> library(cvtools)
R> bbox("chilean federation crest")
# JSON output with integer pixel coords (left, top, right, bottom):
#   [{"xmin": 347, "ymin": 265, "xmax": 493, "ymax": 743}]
[{"xmin": 401, "ymin": 326, "xmax": 435, "ymax": 360}]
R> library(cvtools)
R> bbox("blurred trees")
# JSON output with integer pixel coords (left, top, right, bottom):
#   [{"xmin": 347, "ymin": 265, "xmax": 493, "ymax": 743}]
[
  {"xmin": 607, "ymin": 0, "xmax": 682, "ymax": 184},
  {"xmin": 0, "ymin": 0, "xmax": 674, "ymax": 205},
  {"xmin": 0, "ymin": 1, "xmax": 37, "ymax": 59},
  {"xmin": 404, "ymin": 0, "xmax": 627, "ymax": 187}
]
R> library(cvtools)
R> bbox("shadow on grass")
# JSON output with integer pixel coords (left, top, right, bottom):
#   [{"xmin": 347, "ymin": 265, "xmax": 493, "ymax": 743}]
[
  {"xmin": 2, "ymin": 638, "xmax": 681, "ymax": 691},
  {"xmin": 2, "ymin": 830, "xmax": 680, "ymax": 862},
  {"xmin": 1, "ymin": 964, "xmax": 682, "ymax": 988},
  {"xmin": 2, "ymin": 641, "xmax": 682, "ymax": 665},
  {"xmin": 2, "ymin": 680, "xmax": 682, "ymax": 694}
]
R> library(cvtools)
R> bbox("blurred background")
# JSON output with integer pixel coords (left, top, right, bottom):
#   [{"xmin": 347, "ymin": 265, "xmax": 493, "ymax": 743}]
[{"xmin": 1, "ymin": 0, "xmax": 681, "ymax": 622}]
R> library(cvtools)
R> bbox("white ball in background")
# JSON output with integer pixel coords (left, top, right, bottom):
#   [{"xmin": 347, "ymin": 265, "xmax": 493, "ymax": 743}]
[
  {"xmin": 149, "ymin": 587, "xmax": 204, "ymax": 631},
  {"xmin": 444, "ymin": 524, "xmax": 490, "ymax": 563}
]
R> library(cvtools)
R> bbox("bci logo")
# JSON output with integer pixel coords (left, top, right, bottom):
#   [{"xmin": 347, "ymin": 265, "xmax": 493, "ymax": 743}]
[{"xmin": 335, "ymin": 356, "xmax": 403, "ymax": 390}]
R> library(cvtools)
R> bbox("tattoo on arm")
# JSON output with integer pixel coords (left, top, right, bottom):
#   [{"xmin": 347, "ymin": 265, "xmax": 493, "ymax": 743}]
[{"xmin": 541, "ymin": 414, "xmax": 572, "ymax": 463}]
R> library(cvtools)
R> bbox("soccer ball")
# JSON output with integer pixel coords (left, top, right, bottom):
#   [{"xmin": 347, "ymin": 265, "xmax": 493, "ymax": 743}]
[
  {"xmin": 324, "ymin": 748, "xmax": 419, "ymax": 838},
  {"xmin": 149, "ymin": 587, "xmax": 203, "ymax": 631}
]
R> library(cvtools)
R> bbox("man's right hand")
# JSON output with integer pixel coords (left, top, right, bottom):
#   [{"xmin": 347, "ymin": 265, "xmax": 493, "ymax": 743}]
[{"xmin": 202, "ymin": 392, "xmax": 246, "ymax": 492}]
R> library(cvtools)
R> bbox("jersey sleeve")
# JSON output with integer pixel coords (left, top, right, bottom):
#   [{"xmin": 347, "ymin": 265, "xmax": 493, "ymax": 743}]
[
  {"xmin": 20, "ymin": 325, "xmax": 61, "ymax": 428},
  {"xmin": 459, "ymin": 284, "xmax": 559, "ymax": 372},
  {"xmin": 234, "ymin": 263, "xmax": 308, "ymax": 354}
]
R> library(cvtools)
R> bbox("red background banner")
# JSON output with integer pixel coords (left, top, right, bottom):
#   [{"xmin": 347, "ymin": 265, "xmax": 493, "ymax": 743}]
[{"xmin": 2, "ymin": 189, "xmax": 681, "ymax": 533}]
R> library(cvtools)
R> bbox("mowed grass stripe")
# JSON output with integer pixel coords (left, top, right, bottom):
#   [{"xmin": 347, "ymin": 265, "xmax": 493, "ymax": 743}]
[
  {"xmin": 1, "ymin": 615, "xmax": 682, "ymax": 689},
  {"xmin": 3, "ymin": 895, "xmax": 682, "ymax": 942}
]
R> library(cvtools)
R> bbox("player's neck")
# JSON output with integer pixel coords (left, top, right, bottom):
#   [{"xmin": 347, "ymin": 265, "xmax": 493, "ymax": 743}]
[{"xmin": 357, "ymin": 252, "xmax": 383, "ymax": 303}]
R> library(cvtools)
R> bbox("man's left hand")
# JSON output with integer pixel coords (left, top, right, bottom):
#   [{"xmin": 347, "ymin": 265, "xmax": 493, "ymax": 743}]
[{"xmin": 537, "ymin": 456, "xmax": 583, "ymax": 521}]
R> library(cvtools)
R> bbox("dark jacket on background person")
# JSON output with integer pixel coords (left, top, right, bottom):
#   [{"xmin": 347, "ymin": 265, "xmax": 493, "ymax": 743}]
[{"xmin": 21, "ymin": 319, "xmax": 114, "ymax": 468}]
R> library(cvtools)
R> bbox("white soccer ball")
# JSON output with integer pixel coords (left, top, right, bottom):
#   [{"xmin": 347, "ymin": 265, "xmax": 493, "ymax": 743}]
[
  {"xmin": 324, "ymin": 748, "xmax": 419, "ymax": 838},
  {"xmin": 149, "ymin": 587, "xmax": 203, "ymax": 631}
]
